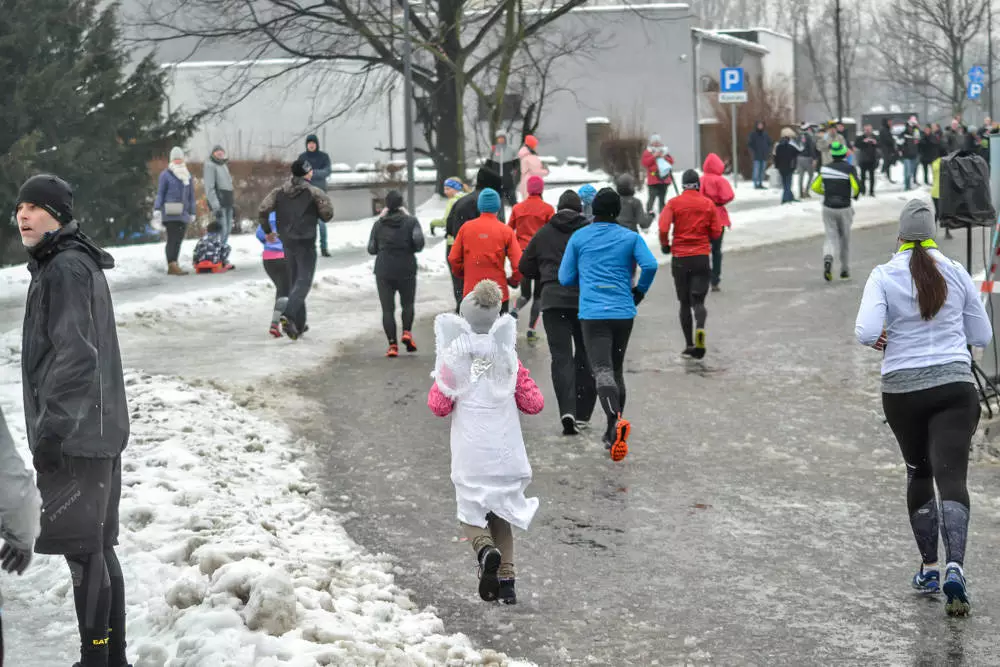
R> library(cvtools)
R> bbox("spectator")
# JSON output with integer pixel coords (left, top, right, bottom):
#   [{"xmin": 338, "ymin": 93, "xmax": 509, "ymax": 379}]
[
  {"xmin": 298, "ymin": 134, "xmax": 333, "ymax": 257},
  {"xmin": 774, "ymin": 128, "xmax": 801, "ymax": 204},
  {"xmin": 796, "ymin": 123, "xmax": 818, "ymax": 199},
  {"xmin": 855, "ymin": 123, "xmax": 880, "ymax": 196},
  {"xmin": 747, "ymin": 121, "xmax": 772, "ymax": 189},
  {"xmin": 153, "ymin": 146, "xmax": 196, "ymax": 276},
  {"xmin": 919, "ymin": 124, "xmax": 940, "ymax": 186},
  {"xmin": 641, "ymin": 134, "xmax": 675, "ymax": 214},
  {"xmin": 203, "ymin": 144, "xmax": 235, "ymax": 244},
  {"xmin": 901, "ymin": 117, "xmax": 921, "ymax": 191},
  {"xmin": 517, "ymin": 135, "xmax": 549, "ymax": 201},
  {"xmin": 192, "ymin": 220, "xmax": 233, "ymax": 273},
  {"xmin": 879, "ymin": 119, "xmax": 899, "ymax": 182}
]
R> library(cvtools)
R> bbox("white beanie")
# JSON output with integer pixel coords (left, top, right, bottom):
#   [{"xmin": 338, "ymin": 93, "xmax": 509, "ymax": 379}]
[
  {"xmin": 169, "ymin": 146, "xmax": 185, "ymax": 162},
  {"xmin": 459, "ymin": 280, "xmax": 503, "ymax": 334}
]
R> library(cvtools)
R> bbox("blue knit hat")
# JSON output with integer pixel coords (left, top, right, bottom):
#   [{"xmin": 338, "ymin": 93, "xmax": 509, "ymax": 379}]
[
  {"xmin": 477, "ymin": 188, "xmax": 501, "ymax": 214},
  {"xmin": 578, "ymin": 184, "xmax": 597, "ymax": 205}
]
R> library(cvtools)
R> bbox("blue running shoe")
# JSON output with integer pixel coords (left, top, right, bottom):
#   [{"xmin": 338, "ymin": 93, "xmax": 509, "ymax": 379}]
[
  {"xmin": 943, "ymin": 564, "xmax": 971, "ymax": 616},
  {"xmin": 912, "ymin": 566, "xmax": 940, "ymax": 595}
]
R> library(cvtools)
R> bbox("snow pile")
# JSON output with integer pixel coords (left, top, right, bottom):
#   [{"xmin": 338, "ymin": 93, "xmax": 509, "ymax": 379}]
[{"xmin": 0, "ymin": 340, "xmax": 533, "ymax": 666}]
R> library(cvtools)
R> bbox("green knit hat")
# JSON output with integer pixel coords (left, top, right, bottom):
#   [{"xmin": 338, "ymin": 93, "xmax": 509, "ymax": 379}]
[{"xmin": 830, "ymin": 141, "xmax": 848, "ymax": 158}]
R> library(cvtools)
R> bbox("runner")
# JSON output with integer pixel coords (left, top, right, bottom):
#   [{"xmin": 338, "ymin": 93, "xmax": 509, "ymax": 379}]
[
  {"xmin": 658, "ymin": 170, "xmax": 723, "ymax": 359},
  {"xmin": 367, "ymin": 190, "xmax": 425, "ymax": 357},
  {"xmin": 855, "ymin": 199, "xmax": 992, "ymax": 617},
  {"xmin": 427, "ymin": 279, "xmax": 544, "ymax": 605},
  {"xmin": 257, "ymin": 212, "xmax": 290, "ymax": 338},
  {"xmin": 446, "ymin": 167, "xmax": 504, "ymax": 312},
  {"xmin": 811, "ymin": 141, "xmax": 860, "ymax": 281},
  {"xmin": 699, "ymin": 153, "xmax": 735, "ymax": 292},
  {"xmin": 509, "ymin": 175, "xmax": 555, "ymax": 344},
  {"xmin": 519, "ymin": 190, "xmax": 597, "ymax": 435},
  {"xmin": 558, "ymin": 188, "xmax": 658, "ymax": 460}
]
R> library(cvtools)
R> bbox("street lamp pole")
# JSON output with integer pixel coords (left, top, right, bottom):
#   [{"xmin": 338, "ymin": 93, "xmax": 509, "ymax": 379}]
[
  {"xmin": 989, "ymin": 0, "xmax": 995, "ymax": 120},
  {"xmin": 835, "ymin": 0, "xmax": 843, "ymax": 122},
  {"xmin": 402, "ymin": 0, "xmax": 416, "ymax": 212}
]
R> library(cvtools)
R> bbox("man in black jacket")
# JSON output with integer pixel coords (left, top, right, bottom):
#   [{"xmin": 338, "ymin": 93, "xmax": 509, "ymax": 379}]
[
  {"xmin": 854, "ymin": 124, "xmax": 880, "ymax": 196},
  {"xmin": 879, "ymin": 119, "xmax": 898, "ymax": 182},
  {"xmin": 810, "ymin": 142, "xmax": 860, "ymax": 282},
  {"xmin": 259, "ymin": 159, "xmax": 335, "ymax": 339},
  {"xmin": 900, "ymin": 118, "xmax": 921, "ymax": 191},
  {"xmin": 367, "ymin": 190, "xmax": 425, "ymax": 357},
  {"xmin": 518, "ymin": 190, "xmax": 596, "ymax": 435},
  {"xmin": 298, "ymin": 134, "xmax": 333, "ymax": 256},
  {"xmin": 17, "ymin": 174, "xmax": 131, "ymax": 667},
  {"xmin": 445, "ymin": 166, "xmax": 504, "ymax": 312}
]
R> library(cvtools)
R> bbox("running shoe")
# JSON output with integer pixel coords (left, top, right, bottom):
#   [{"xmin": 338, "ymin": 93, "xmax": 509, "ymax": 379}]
[
  {"xmin": 943, "ymin": 563, "xmax": 971, "ymax": 616},
  {"xmin": 840, "ymin": 271, "xmax": 851, "ymax": 280},
  {"xmin": 561, "ymin": 414, "xmax": 579, "ymax": 436},
  {"xmin": 526, "ymin": 329, "xmax": 539, "ymax": 345},
  {"xmin": 610, "ymin": 415, "xmax": 631, "ymax": 462},
  {"xmin": 269, "ymin": 322, "xmax": 282, "ymax": 338},
  {"xmin": 711, "ymin": 284, "xmax": 721, "ymax": 293},
  {"xmin": 401, "ymin": 330, "xmax": 418, "ymax": 353},
  {"xmin": 280, "ymin": 316, "xmax": 300, "ymax": 340},
  {"xmin": 823, "ymin": 256, "xmax": 833, "ymax": 282},
  {"xmin": 498, "ymin": 578, "xmax": 517, "ymax": 605},
  {"xmin": 576, "ymin": 420, "xmax": 590, "ymax": 431},
  {"xmin": 912, "ymin": 565, "xmax": 940, "ymax": 595},
  {"xmin": 692, "ymin": 329, "xmax": 707, "ymax": 360},
  {"xmin": 386, "ymin": 343, "xmax": 399, "ymax": 358},
  {"xmin": 682, "ymin": 347, "xmax": 697, "ymax": 358},
  {"xmin": 477, "ymin": 546, "xmax": 502, "ymax": 602}
]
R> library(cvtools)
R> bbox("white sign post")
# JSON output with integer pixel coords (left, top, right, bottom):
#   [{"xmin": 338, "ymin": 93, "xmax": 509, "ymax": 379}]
[{"xmin": 720, "ymin": 68, "xmax": 747, "ymax": 187}]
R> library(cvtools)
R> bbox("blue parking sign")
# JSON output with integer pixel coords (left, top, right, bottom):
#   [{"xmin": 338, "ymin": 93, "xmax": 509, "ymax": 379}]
[{"xmin": 720, "ymin": 68, "xmax": 745, "ymax": 93}]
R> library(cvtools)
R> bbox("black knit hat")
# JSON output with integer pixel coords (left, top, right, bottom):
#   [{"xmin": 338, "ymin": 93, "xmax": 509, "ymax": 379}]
[
  {"xmin": 291, "ymin": 159, "xmax": 313, "ymax": 178},
  {"xmin": 385, "ymin": 190, "xmax": 404, "ymax": 211},
  {"xmin": 682, "ymin": 169, "xmax": 701, "ymax": 190},
  {"xmin": 557, "ymin": 190, "xmax": 582, "ymax": 212},
  {"xmin": 591, "ymin": 187, "xmax": 621, "ymax": 220},
  {"xmin": 17, "ymin": 174, "xmax": 74, "ymax": 225}
]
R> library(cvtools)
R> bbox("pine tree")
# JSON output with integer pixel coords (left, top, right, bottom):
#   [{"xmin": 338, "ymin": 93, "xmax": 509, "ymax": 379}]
[{"xmin": 0, "ymin": 0, "xmax": 197, "ymax": 264}]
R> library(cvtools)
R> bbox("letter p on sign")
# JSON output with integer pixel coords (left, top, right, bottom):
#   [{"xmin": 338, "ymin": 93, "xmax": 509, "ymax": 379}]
[{"xmin": 721, "ymin": 67, "xmax": 744, "ymax": 93}]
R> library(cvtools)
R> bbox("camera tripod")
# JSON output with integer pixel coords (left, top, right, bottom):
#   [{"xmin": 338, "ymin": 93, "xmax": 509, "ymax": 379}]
[{"xmin": 964, "ymin": 223, "xmax": 1000, "ymax": 419}]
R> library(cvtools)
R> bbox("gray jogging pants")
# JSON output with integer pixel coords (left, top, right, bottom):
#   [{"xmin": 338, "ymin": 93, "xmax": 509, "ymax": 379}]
[{"xmin": 822, "ymin": 206, "xmax": 854, "ymax": 271}]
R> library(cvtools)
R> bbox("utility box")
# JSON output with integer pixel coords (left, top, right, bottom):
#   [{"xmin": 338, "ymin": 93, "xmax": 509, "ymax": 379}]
[{"xmin": 586, "ymin": 117, "xmax": 612, "ymax": 172}]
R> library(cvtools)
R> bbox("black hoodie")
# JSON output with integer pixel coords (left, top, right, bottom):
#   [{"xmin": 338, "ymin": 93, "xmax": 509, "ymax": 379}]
[
  {"xmin": 367, "ymin": 209, "xmax": 425, "ymax": 280},
  {"xmin": 519, "ymin": 208, "xmax": 589, "ymax": 310},
  {"xmin": 22, "ymin": 222, "xmax": 129, "ymax": 460},
  {"xmin": 446, "ymin": 167, "xmax": 504, "ymax": 241}
]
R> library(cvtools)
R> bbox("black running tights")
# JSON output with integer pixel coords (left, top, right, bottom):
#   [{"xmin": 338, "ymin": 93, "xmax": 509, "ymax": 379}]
[
  {"xmin": 377, "ymin": 276, "xmax": 417, "ymax": 344},
  {"xmin": 882, "ymin": 382, "xmax": 981, "ymax": 566},
  {"xmin": 67, "ymin": 548, "xmax": 127, "ymax": 667},
  {"xmin": 581, "ymin": 319, "xmax": 634, "ymax": 440},
  {"xmin": 672, "ymin": 255, "xmax": 711, "ymax": 348}
]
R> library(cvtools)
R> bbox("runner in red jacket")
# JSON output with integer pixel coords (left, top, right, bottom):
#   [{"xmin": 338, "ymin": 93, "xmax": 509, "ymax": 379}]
[
  {"xmin": 658, "ymin": 169, "xmax": 723, "ymax": 359},
  {"xmin": 508, "ymin": 176, "xmax": 555, "ymax": 341},
  {"xmin": 449, "ymin": 188, "xmax": 523, "ymax": 309},
  {"xmin": 699, "ymin": 153, "xmax": 735, "ymax": 291}
]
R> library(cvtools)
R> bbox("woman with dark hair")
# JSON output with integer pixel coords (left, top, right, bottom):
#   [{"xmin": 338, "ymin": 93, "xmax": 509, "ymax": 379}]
[{"xmin": 855, "ymin": 199, "xmax": 992, "ymax": 617}]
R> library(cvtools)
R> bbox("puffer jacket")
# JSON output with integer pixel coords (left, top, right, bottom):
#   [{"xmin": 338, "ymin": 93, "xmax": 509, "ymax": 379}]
[
  {"xmin": 519, "ymin": 208, "xmax": 589, "ymax": 310},
  {"xmin": 203, "ymin": 156, "xmax": 235, "ymax": 211},
  {"xmin": 517, "ymin": 146, "xmax": 549, "ymax": 199},
  {"xmin": 258, "ymin": 177, "xmax": 334, "ymax": 241},
  {"xmin": 21, "ymin": 223, "xmax": 129, "ymax": 459},
  {"xmin": 154, "ymin": 165, "xmax": 196, "ymax": 223},
  {"xmin": 367, "ymin": 209, "xmax": 425, "ymax": 281},
  {"xmin": 700, "ymin": 154, "xmax": 735, "ymax": 228}
]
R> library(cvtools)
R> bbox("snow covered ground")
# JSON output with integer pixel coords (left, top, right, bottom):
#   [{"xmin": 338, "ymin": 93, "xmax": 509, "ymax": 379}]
[{"xmin": 0, "ymin": 166, "xmax": 925, "ymax": 665}]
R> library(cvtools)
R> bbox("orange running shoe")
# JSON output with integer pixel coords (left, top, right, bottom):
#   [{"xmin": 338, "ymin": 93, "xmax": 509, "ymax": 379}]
[
  {"xmin": 401, "ymin": 330, "xmax": 417, "ymax": 353},
  {"xmin": 386, "ymin": 343, "xmax": 399, "ymax": 358},
  {"xmin": 610, "ymin": 415, "xmax": 631, "ymax": 462}
]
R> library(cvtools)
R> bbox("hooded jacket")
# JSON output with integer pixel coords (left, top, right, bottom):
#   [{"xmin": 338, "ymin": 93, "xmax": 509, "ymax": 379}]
[
  {"xmin": 258, "ymin": 176, "xmax": 334, "ymax": 241},
  {"xmin": 615, "ymin": 175, "xmax": 649, "ymax": 232},
  {"xmin": 773, "ymin": 137, "xmax": 801, "ymax": 174},
  {"xmin": 517, "ymin": 146, "xmax": 549, "ymax": 199},
  {"xmin": 446, "ymin": 167, "xmax": 504, "ymax": 241},
  {"xmin": 509, "ymin": 195, "xmax": 555, "ymax": 250},
  {"xmin": 367, "ymin": 209, "xmax": 425, "ymax": 280},
  {"xmin": 298, "ymin": 135, "xmax": 332, "ymax": 191},
  {"xmin": 203, "ymin": 152, "xmax": 235, "ymax": 211},
  {"xmin": 699, "ymin": 154, "xmax": 735, "ymax": 228},
  {"xmin": 747, "ymin": 126, "xmax": 773, "ymax": 160},
  {"xmin": 0, "ymin": 409, "xmax": 41, "ymax": 553},
  {"xmin": 854, "ymin": 132, "xmax": 880, "ymax": 166},
  {"xmin": 448, "ymin": 212, "xmax": 523, "ymax": 302},
  {"xmin": 519, "ymin": 208, "xmax": 589, "ymax": 310},
  {"xmin": 22, "ymin": 223, "xmax": 129, "ymax": 460}
]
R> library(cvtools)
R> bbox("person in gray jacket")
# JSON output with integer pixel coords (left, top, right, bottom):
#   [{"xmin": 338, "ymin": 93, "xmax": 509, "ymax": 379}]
[
  {"xmin": 16, "ymin": 174, "xmax": 131, "ymax": 667},
  {"xmin": 203, "ymin": 145, "xmax": 236, "ymax": 245}
]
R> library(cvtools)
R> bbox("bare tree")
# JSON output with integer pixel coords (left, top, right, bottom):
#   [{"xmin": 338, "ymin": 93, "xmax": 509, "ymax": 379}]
[{"xmin": 797, "ymin": 0, "xmax": 864, "ymax": 119}]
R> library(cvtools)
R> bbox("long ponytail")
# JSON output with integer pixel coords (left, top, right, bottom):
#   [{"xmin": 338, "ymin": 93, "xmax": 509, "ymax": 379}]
[{"xmin": 909, "ymin": 243, "xmax": 947, "ymax": 320}]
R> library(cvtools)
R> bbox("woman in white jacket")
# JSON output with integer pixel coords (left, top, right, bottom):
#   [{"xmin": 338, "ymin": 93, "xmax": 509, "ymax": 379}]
[{"xmin": 855, "ymin": 199, "xmax": 992, "ymax": 617}]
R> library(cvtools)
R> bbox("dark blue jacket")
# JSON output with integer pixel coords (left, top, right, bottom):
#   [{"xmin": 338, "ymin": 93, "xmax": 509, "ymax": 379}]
[
  {"xmin": 748, "ymin": 129, "xmax": 773, "ymax": 161},
  {"xmin": 298, "ymin": 135, "xmax": 332, "ymax": 191}
]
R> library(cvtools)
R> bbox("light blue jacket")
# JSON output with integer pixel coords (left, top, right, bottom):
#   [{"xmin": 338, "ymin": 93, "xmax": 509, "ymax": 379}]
[{"xmin": 558, "ymin": 221, "xmax": 658, "ymax": 320}]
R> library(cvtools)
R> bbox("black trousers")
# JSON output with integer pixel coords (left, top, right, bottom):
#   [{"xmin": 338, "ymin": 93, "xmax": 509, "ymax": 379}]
[
  {"xmin": 283, "ymin": 239, "xmax": 317, "ymax": 331},
  {"xmin": 67, "ymin": 548, "xmax": 127, "ymax": 667},
  {"xmin": 882, "ymin": 382, "xmax": 981, "ymax": 566},
  {"xmin": 581, "ymin": 318, "xmax": 634, "ymax": 439},
  {"xmin": 646, "ymin": 183, "xmax": 668, "ymax": 214},
  {"xmin": 859, "ymin": 164, "xmax": 876, "ymax": 195},
  {"xmin": 921, "ymin": 161, "xmax": 932, "ymax": 185},
  {"xmin": 377, "ymin": 276, "xmax": 417, "ymax": 344},
  {"xmin": 164, "ymin": 221, "xmax": 185, "ymax": 264},
  {"xmin": 671, "ymin": 255, "xmax": 711, "ymax": 347},
  {"xmin": 515, "ymin": 278, "xmax": 544, "ymax": 329},
  {"xmin": 542, "ymin": 309, "xmax": 597, "ymax": 422},
  {"xmin": 264, "ymin": 258, "xmax": 290, "ymax": 299}
]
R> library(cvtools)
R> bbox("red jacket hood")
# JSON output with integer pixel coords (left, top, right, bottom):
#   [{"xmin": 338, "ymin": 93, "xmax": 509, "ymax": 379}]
[{"xmin": 703, "ymin": 153, "xmax": 725, "ymax": 176}]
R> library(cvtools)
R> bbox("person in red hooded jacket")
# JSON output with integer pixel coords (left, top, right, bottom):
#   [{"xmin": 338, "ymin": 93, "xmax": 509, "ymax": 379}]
[
  {"xmin": 509, "ymin": 176, "xmax": 555, "ymax": 341},
  {"xmin": 449, "ymin": 188, "xmax": 523, "ymax": 311},
  {"xmin": 698, "ymin": 153, "xmax": 735, "ymax": 291},
  {"xmin": 659, "ymin": 169, "xmax": 723, "ymax": 359},
  {"xmin": 640, "ymin": 134, "xmax": 674, "ymax": 215}
]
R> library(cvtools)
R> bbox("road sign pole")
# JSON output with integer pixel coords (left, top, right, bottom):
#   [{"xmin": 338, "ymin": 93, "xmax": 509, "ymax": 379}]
[{"xmin": 731, "ymin": 103, "xmax": 738, "ymax": 188}]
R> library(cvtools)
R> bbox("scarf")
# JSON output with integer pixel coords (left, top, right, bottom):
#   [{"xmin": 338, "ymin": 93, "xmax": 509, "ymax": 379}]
[{"xmin": 169, "ymin": 162, "xmax": 192, "ymax": 186}]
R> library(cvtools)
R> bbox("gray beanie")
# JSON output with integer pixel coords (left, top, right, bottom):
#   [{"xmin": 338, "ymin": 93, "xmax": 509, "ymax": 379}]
[
  {"xmin": 169, "ymin": 146, "xmax": 185, "ymax": 162},
  {"xmin": 460, "ymin": 279, "xmax": 503, "ymax": 334},
  {"xmin": 899, "ymin": 199, "xmax": 936, "ymax": 242}
]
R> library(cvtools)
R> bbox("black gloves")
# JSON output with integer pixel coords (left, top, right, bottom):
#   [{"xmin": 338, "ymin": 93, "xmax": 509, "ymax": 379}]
[
  {"xmin": 632, "ymin": 287, "xmax": 645, "ymax": 306},
  {"xmin": 0, "ymin": 541, "xmax": 32, "ymax": 575},
  {"xmin": 32, "ymin": 438, "xmax": 63, "ymax": 475},
  {"xmin": 661, "ymin": 244, "xmax": 671, "ymax": 255}
]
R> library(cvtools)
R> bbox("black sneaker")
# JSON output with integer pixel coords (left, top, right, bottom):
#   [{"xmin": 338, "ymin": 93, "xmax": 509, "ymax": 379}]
[
  {"xmin": 823, "ymin": 257, "xmax": 833, "ymax": 282},
  {"xmin": 561, "ymin": 414, "xmax": 579, "ymax": 435},
  {"xmin": 840, "ymin": 271, "xmax": 850, "ymax": 280},
  {"xmin": 280, "ymin": 316, "xmax": 300, "ymax": 340},
  {"xmin": 321, "ymin": 249, "xmax": 331, "ymax": 258},
  {"xmin": 498, "ymin": 578, "xmax": 517, "ymax": 605},
  {"xmin": 711, "ymin": 284, "xmax": 721, "ymax": 293},
  {"xmin": 682, "ymin": 347, "xmax": 697, "ymax": 358},
  {"xmin": 477, "ymin": 546, "xmax": 502, "ymax": 601}
]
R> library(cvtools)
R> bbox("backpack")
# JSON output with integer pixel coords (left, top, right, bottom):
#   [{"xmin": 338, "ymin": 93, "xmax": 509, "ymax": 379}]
[{"xmin": 939, "ymin": 151, "xmax": 996, "ymax": 229}]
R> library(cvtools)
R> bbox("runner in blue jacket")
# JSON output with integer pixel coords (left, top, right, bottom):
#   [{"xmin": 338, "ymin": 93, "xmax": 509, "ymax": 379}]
[{"xmin": 558, "ymin": 187, "xmax": 657, "ymax": 461}]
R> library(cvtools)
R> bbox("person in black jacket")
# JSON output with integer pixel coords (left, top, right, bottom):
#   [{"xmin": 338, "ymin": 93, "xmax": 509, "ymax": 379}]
[
  {"xmin": 879, "ymin": 119, "xmax": 898, "ymax": 182},
  {"xmin": 519, "ymin": 190, "xmax": 596, "ymax": 435},
  {"xmin": 810, "ymin": 142, "xmax": 860, "ymax": 281},
  {"xmin": 900, "ymin": 118, "xmax": 921, "ymax": 191},
  {"xmin": 298, "ymin": 134, "xmax": 333, "ymax": 256},
  {"xmin": 774, "ymin": 129, "xmax": 801, "ymax": 204},
  {"xmin": 368, "ymin": 190, "xmax": 425, "ymax": 357},
  {"xmin": 485, "ymin": 130, "xmax": 519, "ymax": 208},
  {"xmin": 16, "ymin": 174, "xmax": 132, "ymax": 667},
  {"xmin": 855, "ymin": 124, "xmax": 880, "ymax": 196},
  {"xmin": 445, "ymin": 166, "xmax": 504, "ymax": 312},
  {"xmin": 918, "ymin": 123, "xmax": 939, "ymax": 186},
  {"xmin": 259, "ymin": 159, "xmax": 335, "ymax": 339}
]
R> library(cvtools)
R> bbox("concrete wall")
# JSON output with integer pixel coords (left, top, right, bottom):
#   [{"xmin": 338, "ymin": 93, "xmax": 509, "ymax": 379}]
[{"xmin": 694, "ymin": 33, "xmax": 766, "ymax": 122}]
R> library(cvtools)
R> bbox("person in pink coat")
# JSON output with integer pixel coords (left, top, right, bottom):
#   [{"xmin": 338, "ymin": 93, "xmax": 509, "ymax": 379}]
[
  {"xmin": 517, "ymin": 135, "xmax": 549, "ymax": 200},
  {"xmin": 699, "ymin": 153, "xmax": 735, "ymax": 291}
]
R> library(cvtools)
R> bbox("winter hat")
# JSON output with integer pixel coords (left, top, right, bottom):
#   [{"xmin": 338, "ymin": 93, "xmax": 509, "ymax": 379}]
[
  {"xmin": 460, "ymin": 279, "xmax": 504, "ymax": 334},
  {"xmin": 527, "ymin": 176, "xmax": 544, "ymax": 196},
  {"xmin": 557, "ymin": 190, "xmax": 582, "ymax": 212},
  {"xmin": 648, "ymin": 133, "xmax": 662, "ymax": 145},
  {"xmin": 578, "ymin": 184, "xmax": 597, "ymax": 206},
  {"xmin": 495, "ymin": 129, "xmax": 508, "ymax": 141},
  {"xmin": 211, "ymin": 144, "xmax": 225, "ymax": 155},
  {"xmin": 291, "ymin": 158, "xmax": 313, "ymax": 178},
  {"xmin": 830, "ymin": 142, "xmax": 848, "ymax": 158},
  {"xmin": 169, "ymin": 146, "xmax": 185, "ymax": 162},
  {"xmin": 476, "ymin": 166, "xmax": 502, "ymax": 191},
  {"xmin": 524, "ymin": 135, "xmax": 538, "ymax": 150},
  {"xmin": 385, "ymin": 190, "xmax": 404, "ymax": 212},
  {"xmin": 16, "ymin": 174, "xmax": 74, "ymax": 225},
  {"xmin": 781, "ymin": 127, "xmax": 796, "ymax": 139},
  {"xmin": 616, "ymin": 173, "xmax": 636, "ymax": 197},
  {"xmin": 477, "ymin": 188, "xmax": 502, "ymax": 214},
  {"xmin": 591, "ymin": 187, "xmax": 621, "ymax": 221},
  {"xmin": 682, "ymin": 169, "xmax": 701, "ymax": 190},
  {"xmin": 898, "ymin": 199, "xmax": 936, "ymax": 242},
  {"xmin": 443, "ymin": 178, "xmax": 463, "ymax": 192},
  {"xmin": 306, "ymin": 134, "xmax": 319, "ymax": 149}
]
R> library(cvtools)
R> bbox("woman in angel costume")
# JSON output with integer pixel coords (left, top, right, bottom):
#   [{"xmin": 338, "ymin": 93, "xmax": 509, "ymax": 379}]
[{"xmin": 427, "ymin": 279, "xmax": 545, "ymax": 605}]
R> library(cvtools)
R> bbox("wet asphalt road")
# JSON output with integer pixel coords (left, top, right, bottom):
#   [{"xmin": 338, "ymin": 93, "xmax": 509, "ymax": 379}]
[{"xmin": 293, "ymin": 224, "xmax": 1000, "ymax": 666}]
